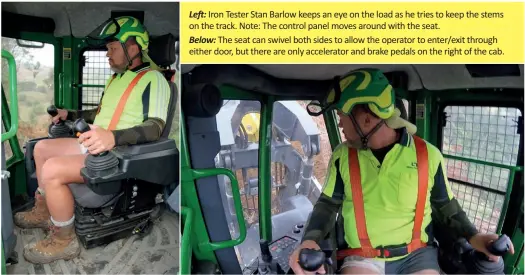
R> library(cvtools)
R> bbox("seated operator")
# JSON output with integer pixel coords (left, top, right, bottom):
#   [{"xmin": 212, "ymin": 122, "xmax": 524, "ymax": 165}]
[
  {"xmin": 289, "ymin": 68, "xmax": 514, "ymax": 274},
  {"xmin": 14, "ymin": 16, "xmax": 171, "ymax": 264}
]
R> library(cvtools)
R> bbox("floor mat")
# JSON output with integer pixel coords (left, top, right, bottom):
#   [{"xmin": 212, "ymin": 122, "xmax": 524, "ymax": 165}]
[{"xmin": 6, "ymin": 211, "xmax": 179, "ymax": 274}]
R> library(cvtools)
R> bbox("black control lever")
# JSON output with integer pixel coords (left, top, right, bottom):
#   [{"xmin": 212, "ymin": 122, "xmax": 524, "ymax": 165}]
[
  {"xmin": 260, "ymin": 239, "xmax": 273, "ymax": 263},
  {"xmin": 73, "ymin": 118, "xmax": 107, "ymax": 157},
  {"xmin": 488, "ymin": 234, "xmax": 511, "ymax": 257},
  {"xmin": 47, "ymin": 105, "xmax": 63, "ymax": 124},
  {"xmin": 73, "ymin": 118, "xmax": 90, "ymax": 136},
  {"xmin": 298, "ymin": 248, "xmax": 326, "ymax": 272},
  {"xmin": 258, "ymin": 239, "xmax": 284, "ymax": 275}
]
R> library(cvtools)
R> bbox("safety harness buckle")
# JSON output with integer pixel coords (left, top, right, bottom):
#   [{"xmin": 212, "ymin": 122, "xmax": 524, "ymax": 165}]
[{"xmin": 377, "ymin": 245, "xmax": 409, "ymax": 258}]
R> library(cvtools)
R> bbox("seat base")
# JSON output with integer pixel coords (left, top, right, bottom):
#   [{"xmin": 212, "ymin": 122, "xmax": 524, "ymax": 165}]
[{"xmin": 75, "ymin": 201, "xmax": 163, "ymax": 249}]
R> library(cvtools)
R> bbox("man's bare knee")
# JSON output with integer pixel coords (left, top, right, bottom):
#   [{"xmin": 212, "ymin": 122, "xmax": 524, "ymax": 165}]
[
  {"xmin": 41, "ymin": 155, "xmax": 86, "ymax": 188},
  {"xmin": 41, "ymin": 158, "xmax": 64, "ymax": 186},
  {"xmin": 34, "ymin": 139, "xmax": 52, "ymax": 160}
]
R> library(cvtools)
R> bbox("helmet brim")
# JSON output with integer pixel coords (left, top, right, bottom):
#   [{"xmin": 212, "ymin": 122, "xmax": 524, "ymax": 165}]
[
  {"xmin": 306, "ymin": 75, "xmax": 342, "ymax": 116},
  {"xmin": 85, "ymin": 18, "xmax": 121, "ymax": 47}
]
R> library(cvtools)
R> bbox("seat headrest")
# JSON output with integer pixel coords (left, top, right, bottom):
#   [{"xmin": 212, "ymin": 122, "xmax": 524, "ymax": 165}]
[
  {"xmin": 148, "ymin": 33, "xmax": 177, "ymax": 68},
  {"xmin": 395, "ymin": 98, "xmax": 408, "ymax": 120}
]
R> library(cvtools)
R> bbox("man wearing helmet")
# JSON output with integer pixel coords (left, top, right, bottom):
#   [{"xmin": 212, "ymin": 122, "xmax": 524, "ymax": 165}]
[
  {"xmin": 15, "ymin": 16, "xmax": 171, "ymax": 264},
  {"xmin": 289, "ymin": 69, "xmax": 513, "ymax": 274}
]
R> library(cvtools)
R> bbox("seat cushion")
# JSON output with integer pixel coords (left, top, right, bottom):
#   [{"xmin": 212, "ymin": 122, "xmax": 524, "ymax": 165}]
[{"xmin": 69, "ymin": 183, "xmax": 118, "ymax": 208}]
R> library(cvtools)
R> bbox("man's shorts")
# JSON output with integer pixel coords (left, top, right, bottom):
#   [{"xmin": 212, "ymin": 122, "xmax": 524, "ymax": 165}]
[
  {"xmin": 340, "ymin": 246, "xmax": 441, "ymax": 274},
  {"xmin": 79, "ymin": 143, "xmax": 88, "ymax": 154}
]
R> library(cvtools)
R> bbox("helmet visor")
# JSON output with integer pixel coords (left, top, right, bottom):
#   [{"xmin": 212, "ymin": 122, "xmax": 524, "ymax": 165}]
[
  {"xmin": 306, "ymin": 75, "xmax": 342, "ymax": 116},
  {"xmin": 85, "ymin": 18, "xmax": 121, "ymax": 47}
]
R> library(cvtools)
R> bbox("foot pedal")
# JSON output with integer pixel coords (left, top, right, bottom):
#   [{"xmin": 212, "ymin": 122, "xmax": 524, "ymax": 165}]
[
  {"xmin": 6, "ymin": 251, "xmax": 18, "ymax": 266},
  {"xmin": 132, "ymin": 219, "xmax": 152, "ymax": 235}
]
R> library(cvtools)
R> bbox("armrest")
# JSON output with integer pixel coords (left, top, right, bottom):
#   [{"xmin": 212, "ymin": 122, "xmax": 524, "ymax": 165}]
[
  {"xmin": 112, "ymin": 138, "xmax": 177, "ymax": 155},
  {"xmin": 80, "ymin": 138, "xmax": 179, "ymax": 194}
]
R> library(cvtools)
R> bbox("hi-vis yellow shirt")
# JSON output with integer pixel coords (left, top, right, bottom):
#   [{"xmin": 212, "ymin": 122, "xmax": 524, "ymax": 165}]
[
  {"xmin": 321, "ymin": 129, "xmax": 454, "ymax": 261},
  {"xmin": 93, "ymin": 63, "xmax": 171, "ymax": 130}
]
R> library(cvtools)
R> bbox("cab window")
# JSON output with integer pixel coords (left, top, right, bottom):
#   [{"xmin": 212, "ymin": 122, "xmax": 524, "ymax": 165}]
[
  {"xmin": 442, "ymin": 105, "xmax": 522, "ymax": 233},
  {"xmin": 80, "ymin": 50, "xmax": 111, "ymax": 110},
  {"xmin": 1, "ymin": 37, "xmax": 55, "ymax": 148}
]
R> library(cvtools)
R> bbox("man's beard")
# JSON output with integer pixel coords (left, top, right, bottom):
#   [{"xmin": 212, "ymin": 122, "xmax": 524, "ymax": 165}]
[{"xmin": 110, "ymin": 62, "xmax": 127, "ymax": 73}]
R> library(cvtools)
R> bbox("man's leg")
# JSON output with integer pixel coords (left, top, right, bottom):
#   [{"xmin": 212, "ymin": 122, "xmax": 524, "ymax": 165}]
[
  {"xmin": 23, "ymin": 154, "xmax": 87, "ymax": 264},
  {"xmin": 14, "ymin": 138, "xmax": 85, "ymax": 229},
  {"xmin": 340, "ymin": 256, "xmax": 384, "ymax": 274},
  {"xmin": 393, "ymin": 246, "xmax": 441, "ymax": 275}
]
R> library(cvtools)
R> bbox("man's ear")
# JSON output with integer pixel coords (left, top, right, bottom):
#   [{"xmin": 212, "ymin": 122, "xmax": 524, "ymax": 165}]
[
  {"xmin": 127, "ymin": 43, "xmax": 139, "ymax": 57},
  {"xmin": 134, "ymin": 44, "xmax": 141, "ymax": 56}
]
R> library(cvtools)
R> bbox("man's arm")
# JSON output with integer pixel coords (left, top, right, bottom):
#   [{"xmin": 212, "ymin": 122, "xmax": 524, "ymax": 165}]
[
  {"xmin": 430, "ymin": 155, "xmax": 478, "ymax": 241},
  {"xmin": 302, "ymin": 149, "xmax": 345, "ymax": 244},
  {"xmin": 111, "ymin": 118, "xmax": 165, "ymax": 146},
  {"xmin": 110, "ymin": 71, "xmax": 171, "ymax": 146}
]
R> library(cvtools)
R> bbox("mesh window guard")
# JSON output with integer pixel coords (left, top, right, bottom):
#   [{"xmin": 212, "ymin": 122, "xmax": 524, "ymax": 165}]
[
  {"xmin": 81, "ymin": 50, "xmax": 112, "ymax": 110},
  {"xmin": 442, "ymin": 106, "xmax": 521, "ymax": 233}
]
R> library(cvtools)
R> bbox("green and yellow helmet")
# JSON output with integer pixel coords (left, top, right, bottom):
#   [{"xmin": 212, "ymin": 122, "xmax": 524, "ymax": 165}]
[
  {"xmin": 101, "ymin": 16, "xmax": 149, "ymax": 50},
  {"xmin": 88, "ymin": 16, "xmax": 149, "ymax": 49},
  {"xmin": 307, "ymin": 68, "xmax": 396, "ymax": 119},
  {"xmin": 86, "ymin": 16, "xmax": 162, "ymax": 69}
]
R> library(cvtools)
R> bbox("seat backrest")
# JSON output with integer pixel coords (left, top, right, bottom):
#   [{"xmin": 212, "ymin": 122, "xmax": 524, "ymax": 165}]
[
  {"xmin": 162, "ymin": 80, "xmax": 177, "ymax": 138},
  {"xmin": 148, "ymin": 33, "xmax": 178, "ymax": 138}
]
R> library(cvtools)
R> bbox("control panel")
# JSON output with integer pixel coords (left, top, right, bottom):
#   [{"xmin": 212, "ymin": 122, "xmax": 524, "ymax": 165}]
[{"xmin": 269, "ymin": 236, "xmax": 299, "ymax": 271}]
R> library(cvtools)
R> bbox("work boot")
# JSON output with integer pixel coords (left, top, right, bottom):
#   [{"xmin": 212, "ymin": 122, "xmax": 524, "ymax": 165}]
[
  {"xmin": 23, "ymin": 224, "xmax": 80, "ymax": 264},
  {"xmin": 14, "ymin": 191, "xmax": 52, "ymax": 229}
]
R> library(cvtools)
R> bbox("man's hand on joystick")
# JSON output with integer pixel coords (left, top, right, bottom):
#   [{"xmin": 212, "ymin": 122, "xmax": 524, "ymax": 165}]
[
  {"xmin": 78, "ymin": 125, "xmax": 116, "ymax": 155},
  {"xmin": 47, "ymin": 105, "xmax": 68, "ymax": 124}
]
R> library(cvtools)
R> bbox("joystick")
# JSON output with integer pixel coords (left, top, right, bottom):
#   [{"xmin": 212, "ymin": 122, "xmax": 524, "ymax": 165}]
[
  {"xmin": 463, "ymin": 234, "xmax": 511, "ymax": 274},
  {"xmin": 298, "ymin": 248, "xmax": 326, "ymax": 272},
  {"xmin": 47, "ymin": 105, "xmax": 72, "ymax": 138},
  {"xmin": 73, "ymin": 118, "xmax": 91, "ymax": 136},
  {"xmin": 73, "ymin": 118, "xmax": 108, "ymax": 157},
  {"xmin": 488, "ymin": 234, "xmax": 511, "ymax": 257},
  {"xmin": 73, "ymin": 118, "xmax": 119, "ymax": 178}
]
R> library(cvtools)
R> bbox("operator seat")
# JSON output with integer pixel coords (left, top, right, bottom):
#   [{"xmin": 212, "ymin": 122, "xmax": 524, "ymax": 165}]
[
  {"xmin": 71, "ymin": 33, "xmax": 179, "ymax": 249},
  {"xmin": 21, "ymin": 33, "xmax": 179, "ymax": 249}
]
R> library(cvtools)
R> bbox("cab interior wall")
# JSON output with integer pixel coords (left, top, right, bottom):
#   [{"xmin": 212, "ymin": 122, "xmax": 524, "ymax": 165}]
[
  {"xmin": 183, "ymin": 64, "xmax": 524, "ymax": 98},
  {"xmin": 1, "ymin": 2, "xmax": 180, "ymax": 38}
]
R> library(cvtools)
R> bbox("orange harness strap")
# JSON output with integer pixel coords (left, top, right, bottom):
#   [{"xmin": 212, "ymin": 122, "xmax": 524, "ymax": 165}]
[
  {"xmin": 408, "ymin": 135, "xmax": 429, "ymax": 252},
  {"xmin": 337, "ymin": 136, "xmax": 429, "ymax": 260},
  {"xmin": 105, "ymin": 70, "xmax": 150, "ymax": 131}
]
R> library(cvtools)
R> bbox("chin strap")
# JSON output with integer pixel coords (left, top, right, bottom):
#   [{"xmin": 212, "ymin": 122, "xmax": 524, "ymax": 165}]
[
  {"xmin": 349, "ymin": 113, "xmax": 385, "ymax": 149},
  {"xmin": 120, "ymin": 42, "xmax": 142, "ymax": 69}
]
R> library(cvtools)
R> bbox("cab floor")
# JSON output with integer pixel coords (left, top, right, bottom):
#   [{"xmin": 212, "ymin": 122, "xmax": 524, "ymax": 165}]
[{"xmin": 6, "ymin": 211, "xmax": 179, "ymax": 274}]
